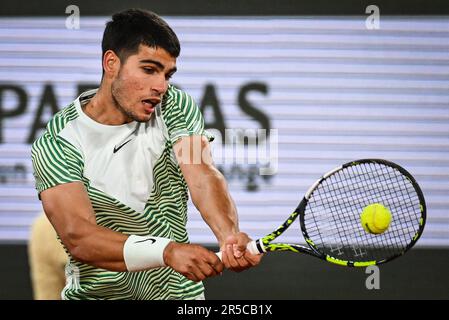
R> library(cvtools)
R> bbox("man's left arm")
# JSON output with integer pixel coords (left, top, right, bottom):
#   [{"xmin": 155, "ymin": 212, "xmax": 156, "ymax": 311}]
[{"xmin": 174, "ymin": 135, "xmax": 262, "ymax": 271}]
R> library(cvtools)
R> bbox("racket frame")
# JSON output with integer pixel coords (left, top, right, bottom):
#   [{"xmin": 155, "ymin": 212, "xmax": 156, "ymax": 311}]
[{"xmin": 250, "ymin": 159, "xmax": 427, "ymax": 267}]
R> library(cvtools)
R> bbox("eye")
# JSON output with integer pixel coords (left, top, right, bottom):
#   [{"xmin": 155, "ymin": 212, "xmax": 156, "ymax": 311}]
[
  {"xmin": 165, "ymin": 73, "xmax": 173, "ymax": 81},
  {"xmin": 143, "ymin": 67, "xmax": 155, "ymax": 74}
]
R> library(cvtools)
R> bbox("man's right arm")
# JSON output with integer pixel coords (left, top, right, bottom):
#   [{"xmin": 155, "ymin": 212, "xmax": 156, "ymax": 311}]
[
  {"xmin": 40, "ymin": 181, "xmax": 223, "ymax": 281},
  {"xmin": 40, "ymin": 181, "xmax": 129, "ymax": 271}
]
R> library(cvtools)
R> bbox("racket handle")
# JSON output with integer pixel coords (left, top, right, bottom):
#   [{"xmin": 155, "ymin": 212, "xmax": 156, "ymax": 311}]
[
  {"xmin": 215, "ymin": 240, "xmax": 261, "ymax": 261},
  {"xmin": 246, "ymin": 240, "xmax": 261, "ymax": 254}
]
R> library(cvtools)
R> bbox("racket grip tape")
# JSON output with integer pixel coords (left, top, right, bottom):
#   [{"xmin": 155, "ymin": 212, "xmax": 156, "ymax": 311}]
[{"xmin": 215, "ymin": 240, "xmax": 262, "ymax": 261}]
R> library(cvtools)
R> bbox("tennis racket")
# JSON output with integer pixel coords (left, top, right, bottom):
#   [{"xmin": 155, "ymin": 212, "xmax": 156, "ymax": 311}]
[{"xmin": 218, "ymin": 159, "xmax": 426, "ymax": 267}]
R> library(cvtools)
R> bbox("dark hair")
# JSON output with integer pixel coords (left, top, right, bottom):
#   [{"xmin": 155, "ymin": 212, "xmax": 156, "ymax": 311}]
[{"xmin": 102, "ymin": 9, "xmax": 180, "ymax": 64}]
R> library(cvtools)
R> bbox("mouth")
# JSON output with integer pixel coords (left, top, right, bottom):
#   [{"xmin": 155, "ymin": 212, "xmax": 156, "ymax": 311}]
[{"xmin": 141, "ymin": 98, "xmax": 161, "ymax": 112}]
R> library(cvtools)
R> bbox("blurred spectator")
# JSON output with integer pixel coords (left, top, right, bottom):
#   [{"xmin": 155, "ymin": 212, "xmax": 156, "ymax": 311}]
[{"xmin": 28, "ymin": 213, "xmax": 67, "ymax": 300}]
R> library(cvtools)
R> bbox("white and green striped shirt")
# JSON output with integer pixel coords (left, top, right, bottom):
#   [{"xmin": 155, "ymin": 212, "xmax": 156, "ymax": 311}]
[{"xmin": 31, "ymin": 85, "xmax": 213, "ymax": 300}]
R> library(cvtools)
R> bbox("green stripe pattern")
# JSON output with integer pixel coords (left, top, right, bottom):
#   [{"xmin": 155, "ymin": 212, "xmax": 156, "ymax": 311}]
[
  {"xmin": 163, "ymin": 85, "xmax": 214, "ymax": 144},
  {"xmin": 31, "ymin": 86, "xmax": 209, "ymax": 299},
  {"xmin": 31, "ymin": 103, "xmax": 83, "ymax": 193}
]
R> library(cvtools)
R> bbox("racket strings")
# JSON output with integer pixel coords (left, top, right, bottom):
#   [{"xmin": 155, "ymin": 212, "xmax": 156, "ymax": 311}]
[
  {"xmin": 352, "ymin": 163, "xmax": 416, "ymax": 259},
  {"xmin": 347, "ymin": 164, "xmax": 407, "ymax": 259},
  {"xmin": 303, "ymin": 162, "xmax": 423, "ymax": 263}
]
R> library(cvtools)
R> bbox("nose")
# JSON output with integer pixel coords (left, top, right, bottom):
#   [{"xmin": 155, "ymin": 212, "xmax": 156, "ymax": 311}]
[{"xmin": 151, "ymin": 74, "xmax": 168, "ymax": 96}]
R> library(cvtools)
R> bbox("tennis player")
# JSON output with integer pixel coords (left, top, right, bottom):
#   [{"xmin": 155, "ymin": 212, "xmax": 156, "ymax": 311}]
[{"xmin": 31, "ymin": 9, "xmax": 261, "ymax": 300}]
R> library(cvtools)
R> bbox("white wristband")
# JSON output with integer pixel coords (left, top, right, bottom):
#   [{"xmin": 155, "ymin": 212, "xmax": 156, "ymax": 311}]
[{"xmin": 123, "ymin": 235, "xmax": 172, "ymax": 272}]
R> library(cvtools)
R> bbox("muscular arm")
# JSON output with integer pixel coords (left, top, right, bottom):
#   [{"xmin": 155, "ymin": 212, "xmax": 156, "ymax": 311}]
[
  {"xmin": 174, "ymin": 135, "xmax": 239, "ymax": 247},
  {"xmin": 40, "ymin": 180, "xmax": 223, "ymax": 280},
  {"xmin": 40, "ymin": 182, "xmax": 128, "ymax": 271},
  {"xmin": 175, "ymin": 135, "xmax": 262, "ymax": 271}
]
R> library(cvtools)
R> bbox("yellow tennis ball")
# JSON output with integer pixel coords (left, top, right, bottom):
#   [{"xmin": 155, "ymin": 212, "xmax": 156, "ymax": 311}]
[{"xmin": 360, "ymin": 203, "xmax": 392, "ymax": 234}]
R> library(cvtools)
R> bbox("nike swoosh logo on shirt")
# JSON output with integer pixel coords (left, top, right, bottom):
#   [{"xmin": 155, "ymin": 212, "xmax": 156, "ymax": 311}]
[
  {"xmin": 134, "ymin": 238, "xmax": 156, "ymax": 244},
  {"xmin": 113, "ymin": 139, "xmax": 132, "ymax": 153}
]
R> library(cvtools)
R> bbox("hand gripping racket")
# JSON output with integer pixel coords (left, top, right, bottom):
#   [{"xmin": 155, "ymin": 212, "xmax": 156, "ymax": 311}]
[{"xmin": 218, "ymin": 159, "xmax": 426, "ymax": 267}]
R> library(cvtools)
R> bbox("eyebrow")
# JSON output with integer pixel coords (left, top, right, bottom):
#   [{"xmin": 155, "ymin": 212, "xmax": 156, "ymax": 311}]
[{"xmin": 139, "ymin": 59, "xmax": 177, "ymax": 74}]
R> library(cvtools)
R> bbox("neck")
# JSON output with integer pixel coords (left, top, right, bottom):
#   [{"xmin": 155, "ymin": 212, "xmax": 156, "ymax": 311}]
[{"xmin": 82, "ymin": 84, "xmax": 132, "ymax": 125}]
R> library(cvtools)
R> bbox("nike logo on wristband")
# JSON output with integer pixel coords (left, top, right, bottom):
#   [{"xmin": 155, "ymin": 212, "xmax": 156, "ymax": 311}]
[
  {"xmin": 113, "ymin": 139, "xmax": 132, "ymax": 153},
  {"xmin": 134, "ymin": 238, "xmax": 156, "ymax": 244}
]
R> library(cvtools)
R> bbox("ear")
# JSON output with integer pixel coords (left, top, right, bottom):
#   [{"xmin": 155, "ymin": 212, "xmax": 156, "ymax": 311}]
[{"xmin": 102, "ymin": 50, "xmax": 120, "ymax": 78}]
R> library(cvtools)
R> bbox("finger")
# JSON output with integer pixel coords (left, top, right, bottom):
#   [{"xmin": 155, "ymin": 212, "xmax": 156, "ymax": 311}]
[
  {"xmin": 233, "ymin": 234, "xmax": 250, "ymax": 257},
  {"xmin": 187, "ymin": 249, "xmax": 223, "ymax": 280},
  {"xmin": 190, "ymin": 263, "xmax": 211, "ymax": 282},
  {"xmin": 206, "ymin": 252, "xmax": 224, "ymax": 274},
  {"xmin": 185, "ymin": 271, "xmax": 201, "ymax": 282},
  {"xmin": 226, "ymin": 244, "xmax": 247, "ymax": 270},
  {"xmin": 244, "ymin": 251, "xmax": 263, "ymax": 266},
  {"xmin": 225, "ymin": 244, "xmax": 239, "ymax": 266},
  {"xmin": 197, "ymin": 261, "xmax": 219, "ymax": 279},
  {"xmin": 235, "ymin": 254, "xmax": 255, "ymax": 269},
  {"xmin": 220, "ymin": 246, "xmax": 235, "ymax": 270},
  {"xmin": 220, "ymin": 244, "xmax": 234, "ymax": 269},
  {"xmin": 197, "ymin": 251, "xmax": 222, "ymax": 278},
  {"xmin": 233, "ymin": 244, "xmax": 244, "ymax": 258},
  {"xmin": 224, "ymin": 232, "xmax": 251, "ymax": 258},
  {"xmin": 230, "ymin": 246, "xmax": 262, "ymax": 270}
]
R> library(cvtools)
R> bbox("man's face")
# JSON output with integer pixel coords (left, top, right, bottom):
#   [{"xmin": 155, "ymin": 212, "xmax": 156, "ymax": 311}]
[{"xmin": 110, "ymin": 44, "xmax": 177, "ymax": 122}]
